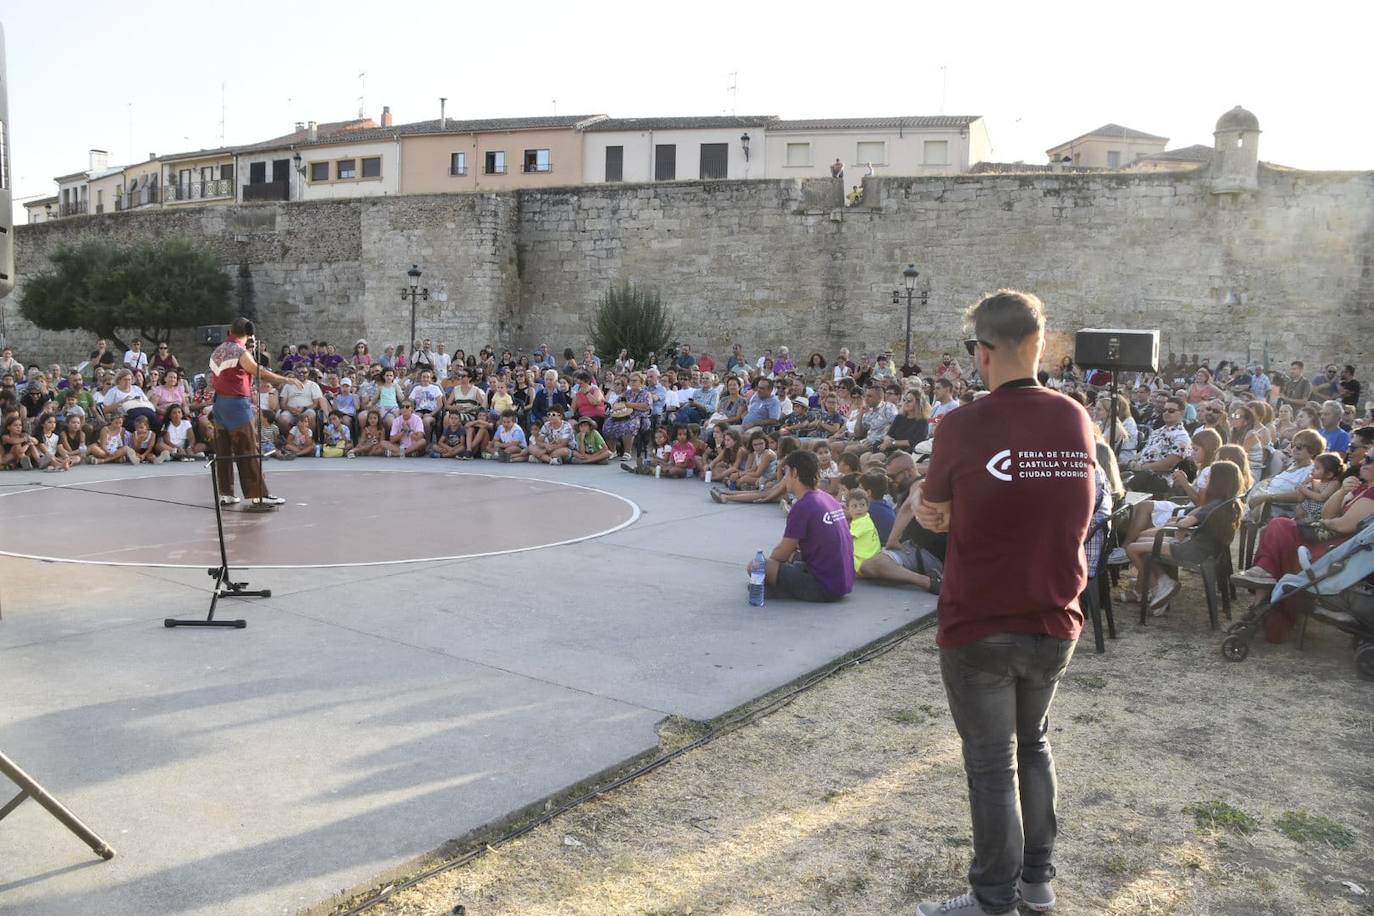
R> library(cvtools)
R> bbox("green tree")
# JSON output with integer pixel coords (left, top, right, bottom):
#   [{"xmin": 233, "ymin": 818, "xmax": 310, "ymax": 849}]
[
  {"xmin": 588, "ymin": 281, "xmax": 676, "ymax": 365},
  {"xmin": 19, "ymin": 239, "xmax": 233, "ymax": 352}
]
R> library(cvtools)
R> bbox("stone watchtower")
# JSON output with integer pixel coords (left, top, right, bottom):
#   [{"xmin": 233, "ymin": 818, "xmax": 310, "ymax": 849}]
[{"xmin": 1211, "ymin": 105, "xmax": 1261, "ymax": 193}]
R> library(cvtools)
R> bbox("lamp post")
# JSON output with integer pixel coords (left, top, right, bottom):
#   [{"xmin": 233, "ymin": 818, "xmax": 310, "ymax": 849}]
[
  {"xmin": 891, "ymin": 263, "xmax": 927, "ymax": 371},
  {"xmin": 400, "ymin": 265, "xmax": 429, "ymax": 358}
]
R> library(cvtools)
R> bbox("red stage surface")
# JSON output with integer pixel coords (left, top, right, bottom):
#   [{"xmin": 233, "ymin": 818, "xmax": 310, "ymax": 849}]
[{"xmin": 0, "ymin": 469, "xmax": 638, "ymax": 568}]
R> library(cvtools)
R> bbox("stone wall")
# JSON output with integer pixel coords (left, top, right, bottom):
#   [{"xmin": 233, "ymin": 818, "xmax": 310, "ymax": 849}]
[{"xmin": 3, "ymin": 168, "xmax": 1372, "ymax": 379}]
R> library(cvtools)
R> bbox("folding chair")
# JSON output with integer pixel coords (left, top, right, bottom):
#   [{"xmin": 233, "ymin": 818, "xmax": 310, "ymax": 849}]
[{"xmin": 1139, "ymin": 526, "xmax": 1235, "ymax": 630}]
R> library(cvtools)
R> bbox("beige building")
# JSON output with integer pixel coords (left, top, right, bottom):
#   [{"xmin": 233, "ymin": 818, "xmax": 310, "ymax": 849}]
[
  {"xmin": 764, "ymin": 116, "xmax": 990, "ymax": 180},
  {"xmin": 399, "ymin": 114, "xmax": 604, "ymax": 194},
  {"xmin": 86, "ymin": 166, "xmax": 125, "ymax": 215},
  {"xmin": 120, "ymin": 155, "xmax": 164, "ymax": 211},
  {"xmin": 161, "ymin": 147, "xmax": 237, "ymax": 208},
  {"xmin": 1045, "ymin": 123, "xmax": 1168, "ymax": 169},
  {"xmin": 1125, "ymin": 143, "xmax": 1213, "ymax": 173}
]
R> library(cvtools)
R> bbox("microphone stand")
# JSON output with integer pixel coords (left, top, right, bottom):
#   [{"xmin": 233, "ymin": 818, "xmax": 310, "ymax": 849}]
[{"xmin": 164, "ymin": 331, "xmax": 271, "ymax": 629}]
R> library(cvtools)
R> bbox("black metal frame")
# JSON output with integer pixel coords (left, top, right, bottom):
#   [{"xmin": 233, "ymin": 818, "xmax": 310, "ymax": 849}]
[
  {"xmin": 0, "ymin": 750, "xmax": 115, "ymax": 860},
  {"xmin": 163, "ymin": 452, "xmax": 271, "ymax": 629}
]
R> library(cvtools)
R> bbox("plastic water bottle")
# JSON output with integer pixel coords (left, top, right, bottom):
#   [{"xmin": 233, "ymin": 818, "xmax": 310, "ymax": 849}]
[{"xmin": 748, "ymin": 550, "xmax": 767, "ymax": 607}]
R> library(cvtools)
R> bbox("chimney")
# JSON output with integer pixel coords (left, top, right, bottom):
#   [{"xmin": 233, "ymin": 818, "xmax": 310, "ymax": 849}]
[
  {"xmin": 439, "ymin": 97, "xmax": 447, "ymax": 130},
  {"xmin": 89, "ymin": 149, "xmax": 109, "ymax": 172},
  {"xmin": 295, "ymin": 121, "xmax": 305, "ymax": 132},
  {"xmin": 149, "ymin": 152, "xmax": 157, "ymax": 162},
  {"xmin": 381, "ymin": 106, "xmax": 392, "ymax": 128},
  {"xmin": 307, "ymin": 121, "xmax": 318, "ymax": 142}
]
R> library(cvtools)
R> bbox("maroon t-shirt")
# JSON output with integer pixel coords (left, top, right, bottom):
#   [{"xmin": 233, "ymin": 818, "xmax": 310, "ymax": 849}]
[{"xmin": 922, "ymin": 379, "xmax": 1096, "ymax": 649}]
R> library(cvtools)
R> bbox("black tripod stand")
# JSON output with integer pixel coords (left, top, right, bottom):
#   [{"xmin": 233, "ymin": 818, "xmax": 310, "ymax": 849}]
[
  {"xmin": 164, "ymin": 453, "xmax": 271, "ymax": 629},
  {"xmin": 0, "ymin": 750, "xmax": 115, "ymax": 860}
]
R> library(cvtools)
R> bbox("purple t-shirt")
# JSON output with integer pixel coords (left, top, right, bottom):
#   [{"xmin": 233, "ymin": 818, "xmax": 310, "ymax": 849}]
[{"xmin": 783, "ymin": 488, "xmax": 855, "ymax": 597}]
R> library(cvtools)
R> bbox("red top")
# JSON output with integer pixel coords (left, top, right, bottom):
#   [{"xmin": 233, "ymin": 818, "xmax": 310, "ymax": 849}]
[
  {"xmin": 697, "ymin": 354, "xmax": 715, "ymax": 372},
  {"xmin": 209, "ymin": 336, "xmax": 251, "ymax": 399},
  {"xmin": 922, "ymin": 380, "xmax": 1097, "ymax": 649},
  {"xmin": 574, "ymin": 387, "xmax": 607, "ymax": 418}
]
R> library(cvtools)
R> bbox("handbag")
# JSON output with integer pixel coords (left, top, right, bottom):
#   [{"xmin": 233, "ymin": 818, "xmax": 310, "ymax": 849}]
[{"xmin": 1296, "ymin": 520, "xmax": 1340, "ymax": 546}]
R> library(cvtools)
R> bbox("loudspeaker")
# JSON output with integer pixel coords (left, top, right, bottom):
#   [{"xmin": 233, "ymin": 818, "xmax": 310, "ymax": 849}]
[
  {"xmin": 1074, "ymin": 328, "xmax": 1159, "ymax": 373},
  {"xmin": 199, "ymin": 324, "xmax": 231, "ymax": 346}
]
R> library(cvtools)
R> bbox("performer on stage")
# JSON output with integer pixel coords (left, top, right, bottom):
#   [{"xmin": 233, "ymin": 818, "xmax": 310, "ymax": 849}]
[{"xmin": 209, "ymin": 318, "xmax": 296, "ymax": 508}]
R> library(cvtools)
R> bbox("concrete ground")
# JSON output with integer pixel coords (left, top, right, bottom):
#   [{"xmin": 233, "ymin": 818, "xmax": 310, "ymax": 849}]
[{"xmin": 0, "ymin": 459, "xmax": 935, "ymax": 915}]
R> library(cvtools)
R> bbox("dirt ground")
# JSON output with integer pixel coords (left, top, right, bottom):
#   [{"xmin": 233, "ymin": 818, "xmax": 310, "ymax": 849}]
[{"xmin": 346, "ymin": 588, "xmax": 1374, "ymax": 916}]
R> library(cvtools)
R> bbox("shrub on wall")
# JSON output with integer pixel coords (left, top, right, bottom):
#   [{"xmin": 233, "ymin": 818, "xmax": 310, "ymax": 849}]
[{"xmin": 588, "ymin": 281, "xmax": 676, "ymax": 365}]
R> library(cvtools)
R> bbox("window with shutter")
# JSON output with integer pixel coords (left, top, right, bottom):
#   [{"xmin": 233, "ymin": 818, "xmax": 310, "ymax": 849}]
[
  {"xmin": 655, "ymin": 144, "xmax": 676, "ymax": 181},
  {"xmin": 699, "ymin": 143, "xmax": 728, "ymax": 180},
  {"xmin": 855, "ymin": 141, "xmax": 885, "ymax": 166},
  {"xmin": 785, "ymin": 143, "xmax": 810, "ymax": 167},
  {"xmin": 605, "ymin": 146, "xmax": 623, "ymax": 182}
]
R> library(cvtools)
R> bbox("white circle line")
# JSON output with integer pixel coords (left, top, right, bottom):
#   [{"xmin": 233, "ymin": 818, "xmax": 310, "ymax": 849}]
[{"xmin": 0, "ymin": 468, "xmax": 641, "ymax": 570}]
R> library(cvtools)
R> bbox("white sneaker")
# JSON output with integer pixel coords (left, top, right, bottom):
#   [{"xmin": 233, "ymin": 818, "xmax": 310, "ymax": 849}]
[
  {"xmin": 251, "ymin": 495, "xmax": 286, "ymax": 507},
  {"xmin": 1149, "ymin": 574, "xmax": 1180, "ymax": 615},
  {"xmin": 1107, "ymin": 547, "xmax": 1129, "ymax": 565},
  {"xmin": 550, "ymin": 458, "xmax": 561, "ymax": 465},
  {"xmin": 219, "ymin": 495, "xmax": 241, "ymax": 506}
]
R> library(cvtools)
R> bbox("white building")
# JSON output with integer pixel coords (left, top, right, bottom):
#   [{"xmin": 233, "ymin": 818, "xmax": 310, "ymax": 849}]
[
  {"xmin": 24, "ymin": 195, "xmax": 57, "ymax": 224},
  {"xmin": 234, "ymin": 117, "xmax": 376, "ymax": 204},
  {"xmin": 52, "ymin": 149, "xmax": 111, "ymax": 218},
  {"xmin": 763, "ymin": 116, "xmax": 989, "ymax": 181},
  {"xmin": 581, "ymin": 117, "xmax": 776, "ymax": 184},
  {"xmin": 296, "ymin": 134, "xmax": 400, "ymax": 201}
]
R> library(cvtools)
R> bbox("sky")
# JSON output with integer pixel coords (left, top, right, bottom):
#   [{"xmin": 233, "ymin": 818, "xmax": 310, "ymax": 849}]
[{"xmin": 6, "ymin": 0, "xmax": 1373, "ymax": 223}]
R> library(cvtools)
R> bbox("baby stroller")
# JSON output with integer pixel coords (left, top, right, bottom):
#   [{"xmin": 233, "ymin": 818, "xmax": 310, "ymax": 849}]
[{"xmin": 1223, "ymin": 514, "xmax": 1374, "ymax": 680}]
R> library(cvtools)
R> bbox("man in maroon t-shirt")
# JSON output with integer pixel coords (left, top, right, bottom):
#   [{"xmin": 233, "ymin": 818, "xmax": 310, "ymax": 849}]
[{"xmin": 913, "ymin": 290, "xmax": 1096, "ymax": 916}]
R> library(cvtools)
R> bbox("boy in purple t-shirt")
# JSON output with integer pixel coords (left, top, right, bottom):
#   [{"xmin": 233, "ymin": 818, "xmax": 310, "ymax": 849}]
[{"xmin": 755, "ymin": 449, "xmax": 855, "ymax": 602}]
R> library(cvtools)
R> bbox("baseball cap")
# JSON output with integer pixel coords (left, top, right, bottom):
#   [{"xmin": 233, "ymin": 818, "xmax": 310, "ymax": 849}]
[{"xmin": 341, "ymin": 378, "xmax": 353, "ymax": 386}]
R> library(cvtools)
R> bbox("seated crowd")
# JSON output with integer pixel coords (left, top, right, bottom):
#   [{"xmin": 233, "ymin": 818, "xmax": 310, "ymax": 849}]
[{"xmin": 2, "ymin": 336, "xmax": 1370, "ymax": 617}]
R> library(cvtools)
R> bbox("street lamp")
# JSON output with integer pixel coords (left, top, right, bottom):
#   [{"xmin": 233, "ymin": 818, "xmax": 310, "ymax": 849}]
[
  {"xmin": 740, "ymin": 132, "xmax": 751, "ymax": 162},
  {"xmin": 400, "ymin": 265, "xmax": 429, "ymax": 358},
  {"xmin": 891, "ymin": 263, "xmax": 928, "ymax": 371}
]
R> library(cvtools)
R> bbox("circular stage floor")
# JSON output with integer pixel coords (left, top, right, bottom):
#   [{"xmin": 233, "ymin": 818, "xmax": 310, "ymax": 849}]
[{"xmin": 0, "ymin": 469, "xmax": 638, "ymax": 568}]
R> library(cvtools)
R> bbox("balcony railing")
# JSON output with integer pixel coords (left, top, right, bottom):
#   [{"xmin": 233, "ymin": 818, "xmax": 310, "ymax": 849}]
[
  {"xmin": 116, "ymin": 187, "xmax": 161, "ymax": 211},
  {"xmin": 242, "ymin": 180, "xmax": 289, "ymax": 202},
  {"xmin": 170, "ymin": 178, "xmax": 233, "ymax": 202},
  {"xmin": 521, "ymin": 163, "xmax": 553, "ymax": 174},
  {"xmin": 59, "ymin": 200, "xmax": 88, "ymax": 217}
]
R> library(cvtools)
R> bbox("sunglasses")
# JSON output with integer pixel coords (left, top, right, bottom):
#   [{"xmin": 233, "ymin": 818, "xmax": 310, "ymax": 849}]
[{"xmin": 963, "ymin": 338, "xmax": 995, "ymax": 356}]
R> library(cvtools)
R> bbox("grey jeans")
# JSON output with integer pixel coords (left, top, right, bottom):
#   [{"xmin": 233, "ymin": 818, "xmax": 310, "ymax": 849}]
[{"xmin": 939, "ymin": 633, "xmax": 1076, "ymax": 914}]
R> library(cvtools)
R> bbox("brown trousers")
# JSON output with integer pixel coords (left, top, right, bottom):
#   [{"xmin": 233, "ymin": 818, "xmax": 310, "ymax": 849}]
[{"xmin": 212, "ymin": 423, "xmax": 266, "ymax": 499}]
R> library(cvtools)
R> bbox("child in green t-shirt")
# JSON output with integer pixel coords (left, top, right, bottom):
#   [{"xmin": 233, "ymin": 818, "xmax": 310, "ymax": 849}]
[
  {"xmin": 845, "ymin": 489, "xmax": 881, "ymax": 573},
  {"xmin": 572, "ymin": 417, "xmax": 613, "ymax": 464}
]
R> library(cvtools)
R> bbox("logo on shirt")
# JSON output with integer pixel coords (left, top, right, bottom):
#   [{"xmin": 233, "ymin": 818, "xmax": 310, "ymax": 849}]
[
  {"xmin": 986, "ymin": 449, "xmax": 1014, "ymax": 481},
  {"xmin": 984, "ymin": 448, "xmax": 1092, "ymax": 482}
]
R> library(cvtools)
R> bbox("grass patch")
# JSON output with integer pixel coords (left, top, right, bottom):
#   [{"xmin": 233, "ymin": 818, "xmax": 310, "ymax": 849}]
[
  {"xmin": 883, "ymin": 704, "xmax": 944, "ymax": 726},
  {"xmin": 1183, "ymin": 800, "xmax": 1261, "ymax": 835},
  {"xmin": 1273, "ymin": 810, "xmax": 1356, "ymax": 848},
  {"xmin": 821, "ymin": 788, "xmax": 848, "ymax": 803},
  {"xmin": 1071, "ymin": 674, "xmax": 1107, "ymax": 690}
]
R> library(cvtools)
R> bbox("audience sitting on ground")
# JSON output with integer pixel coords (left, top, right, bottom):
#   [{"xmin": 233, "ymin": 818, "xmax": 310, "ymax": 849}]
[{"xmin": 4, "ymin": 334, "xmax": 1372, "ymax": 621}]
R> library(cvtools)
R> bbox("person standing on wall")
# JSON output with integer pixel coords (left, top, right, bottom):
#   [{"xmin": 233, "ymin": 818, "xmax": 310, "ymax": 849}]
[
  {"xmin": 209, "ymin": 318, "xmax": 295, "ymax": 509},
  {"xmin": 913, "ymin": 290, "xmax": 1097, "ymax": 916}
]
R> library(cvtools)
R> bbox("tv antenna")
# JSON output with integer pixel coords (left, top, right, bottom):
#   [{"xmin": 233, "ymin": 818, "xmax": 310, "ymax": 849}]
[
  {"xmin": 358, "ymin": 71, "xmax": 366, "ymax": 119},
  {"xmin": 727, "ymin": 71, "xmax": 738, "ymax": 116},
  {"xmin": 219, "ymin": 82, "xmax": 226, "ymax": 145}
]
